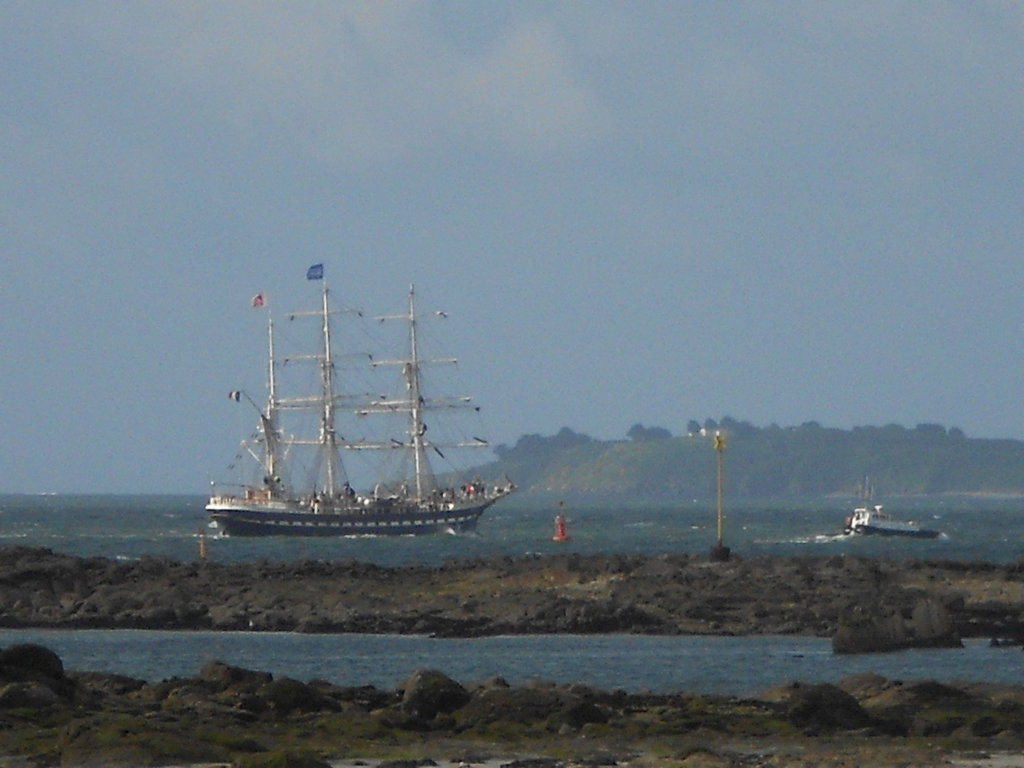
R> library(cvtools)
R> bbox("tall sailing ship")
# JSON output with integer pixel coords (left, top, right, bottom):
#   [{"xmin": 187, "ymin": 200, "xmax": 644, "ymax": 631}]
[{"xmin": 207, "ymin": 265, "xmax": 514, "ymax": 536}]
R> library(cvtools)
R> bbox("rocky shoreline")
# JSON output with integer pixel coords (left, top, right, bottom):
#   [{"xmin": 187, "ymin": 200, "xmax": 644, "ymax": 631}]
[
  {"xmin": 5, "ymin": 546, "xmax": 1024, "ymax": 765},
  {"xmin": 2, "ymin": 546, "xmax": 1024, "ymax": 647},
  {"xmin": 3, "ymin": 641, "xmax": 1024, "ymax": 767}
]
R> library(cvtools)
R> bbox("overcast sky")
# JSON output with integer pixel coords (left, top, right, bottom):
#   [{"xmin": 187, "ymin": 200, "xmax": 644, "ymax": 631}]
[{"xmin": 3, "ymin": 2, "xmax": 1023, "ymax": 493}]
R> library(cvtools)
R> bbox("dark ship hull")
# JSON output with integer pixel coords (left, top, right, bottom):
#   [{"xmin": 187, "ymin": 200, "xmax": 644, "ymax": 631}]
[
  {"xmin": 846, "ymin": 522, "xmax": 941, "ymax": 539},
  {"xmin": 207, "ymin": 494, "xmax": 505, "ymax": 537}
]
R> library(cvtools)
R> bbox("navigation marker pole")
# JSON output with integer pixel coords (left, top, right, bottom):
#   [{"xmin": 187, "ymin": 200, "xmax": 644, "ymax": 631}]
[{"xmin": 710, "ymin": 430, "xmax": 731, "ymax": 562}]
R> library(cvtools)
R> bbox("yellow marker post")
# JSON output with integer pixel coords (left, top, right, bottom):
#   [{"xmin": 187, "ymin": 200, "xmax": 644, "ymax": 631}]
[{"xmin": 710, "ymin": 430, "xmax": 731, "ymax": 561}]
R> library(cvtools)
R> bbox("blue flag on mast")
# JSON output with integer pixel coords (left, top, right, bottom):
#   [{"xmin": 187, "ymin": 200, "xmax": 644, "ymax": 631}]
[{"xmin": 306, "ymin": 263, "xmax": 324, "ymax": 281}]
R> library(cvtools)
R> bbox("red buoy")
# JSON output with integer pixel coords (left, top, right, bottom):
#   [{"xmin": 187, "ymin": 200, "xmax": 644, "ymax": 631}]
[{"xmin": 552, "ymin": 514, "xmax": 570, "ymax": 542}]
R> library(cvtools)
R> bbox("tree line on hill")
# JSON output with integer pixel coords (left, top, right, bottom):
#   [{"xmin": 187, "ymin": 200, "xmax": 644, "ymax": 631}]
[{"xmin": 478, "ymin": 418, "xmax": 1024, "ymax": 500}]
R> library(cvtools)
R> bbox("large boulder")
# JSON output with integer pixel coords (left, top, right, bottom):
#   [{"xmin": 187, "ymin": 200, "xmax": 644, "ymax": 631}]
[
  {"xmin": 786, "ymin": 682, "xmax": 873, "ymax": 731},
  {"xmin": 0, "ymin": 643, "xmax": 65, "ymax": 681},
  {"xmin": 399, "ymin": 669, "xmax": 470, "ymax": 720},
  {"xmin": 832, "ymin": 597, "xmax": 961, "ymax": 654},
  {"xmin": 0, "ymin": 644, "xmax": 74, "ymax": 702}
]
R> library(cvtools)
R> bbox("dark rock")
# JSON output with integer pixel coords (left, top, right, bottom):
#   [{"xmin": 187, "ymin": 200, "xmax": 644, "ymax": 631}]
[
  {"xmin": 400, "ymin": 669, "xmax": 470, "ymax": 719},
  {"xmin": 916, "ymin": 713, "xmax": 967, "ymax": 737},
  {"xmin": 200, "ymin": 659, "xmax": 274, "ymax": 690},
  {"xmin": 910, "ymin": 597, "xmax": 963, "ymax": 647},
  {"xmin": 832, "ymin": 604, "xmax": 907, "ymax": 653},
  {"xmin": 0, "ymin": 681, "xmax": 62, "ymax": 709},
  {"xmin": 786, "ymin": 682, "xmax": 873, "ymax": 731},
  {"xmin": 67, "ymin": 670, "xmax": 147, "ymax": 696},
  {"xmin": 459, "ymin": 685, "xmax": 590, "ymax": 730},
  {"xmin": 971, "ymin": 715, "xmax": 1003, "ymax": 737},
  {"xmin": 320, "ymin": 682, "xmax": 396, "ymax": 710},
  {"xmin": 260, "ymin": 677, "xmax": 339, "ymax": 713},
  {"xmin": 903, "ymin": 679, "xmax": 972, "ymax": 703},
  {"xmin": 0, "ymin": 643, "xmax": 65, "ymax": 680},
  {"xmin": 832, "ymin": 597, "xmax": 961, "ymax": 653},
  {"xmin": 470, "ymin": 675, "xmax": 511, "ymax": 691},
  {"xmin": 560, "ymin": 699, "xmax": 609, "ymax": 729},
  {"xmin": 0, "ymin": 643, "xmax": 75, "ymax": 701},
  {"xmin": 834, "ymin": 672, "xmax": 890, "ymax": 699}
]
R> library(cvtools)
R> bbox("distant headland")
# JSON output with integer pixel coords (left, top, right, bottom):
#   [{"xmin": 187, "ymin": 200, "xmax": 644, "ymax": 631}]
[{"xmin": 480, "ymin": 420, "xmax": 1024, "ymax": 500}]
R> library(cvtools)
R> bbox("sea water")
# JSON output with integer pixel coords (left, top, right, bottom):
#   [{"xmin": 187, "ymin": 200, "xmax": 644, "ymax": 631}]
[
  {"xmin": 3, "ymin": 493, "xmax": 1023, "ymax": 565},
  {"xmin": 1, "ymin": 493, "xmax": 1024, "ymax": 694},
  {"xmin": 0, "ymin": 630, "xmax": 1021, "ymax": 696}
]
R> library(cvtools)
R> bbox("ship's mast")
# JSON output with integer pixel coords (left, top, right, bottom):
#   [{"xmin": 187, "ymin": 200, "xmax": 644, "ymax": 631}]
[
  {"xmin": 262, "ymin": 317, "xmax": 281, "ymax": 491},
  {"xmin": 405, "ymin": 285, "xmax": 430, "ymax": 500},
  {"xmin": 364, "ymin": 286, "xmax": 473, "ymax": 499},
  {"xmin": 318, "ymin": 282, "xmax": 340, "ymax": 496}
]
